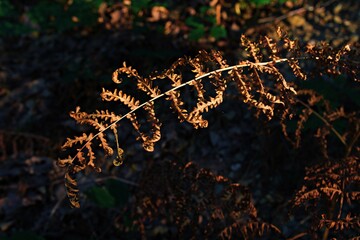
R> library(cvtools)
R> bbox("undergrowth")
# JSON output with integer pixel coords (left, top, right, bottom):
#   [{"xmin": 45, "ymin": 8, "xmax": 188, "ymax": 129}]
[{"xmin": 58, "ymin": 28, "xmax": 359, "ymax": 239}]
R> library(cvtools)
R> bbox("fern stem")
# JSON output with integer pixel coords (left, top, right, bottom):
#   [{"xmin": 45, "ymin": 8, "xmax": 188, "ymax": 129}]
[
  {"xmin": 345, "ymin": 128, "xmax": 360, "ymax": 158},
  {"xmin": 287, "ymin": 232, "xmax": 308, "ymax": 240},
  {"xmin": 337, "ymin": 182, "xmax": 345, "ymax": 219},
  {"xmin": 296, "ymin": 99, "xmax": 347, "ymax": 147},
  {"xmin": 71, "ymin": 57, "xmax": 312, "ymax": 162}
]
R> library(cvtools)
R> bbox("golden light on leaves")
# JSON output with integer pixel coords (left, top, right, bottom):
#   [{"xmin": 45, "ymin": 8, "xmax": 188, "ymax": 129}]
[
  {"xmin": 113, "ymin": 156, "xmax": 123, "ymax": 167},
  {"xmin": 58, "ymin": 30, "xmax": 357, "ymax": 208}
]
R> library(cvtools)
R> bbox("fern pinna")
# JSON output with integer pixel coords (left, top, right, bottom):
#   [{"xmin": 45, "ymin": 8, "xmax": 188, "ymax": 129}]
[{"xmin": 58, "ymin": 29, "xmax": 356, "ymax": 208}]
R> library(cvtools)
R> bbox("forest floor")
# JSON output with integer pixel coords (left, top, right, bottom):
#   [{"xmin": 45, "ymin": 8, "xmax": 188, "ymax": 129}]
[{"xmin": 0, "ymin": 0, "xmax": 359, "ymax": 239}]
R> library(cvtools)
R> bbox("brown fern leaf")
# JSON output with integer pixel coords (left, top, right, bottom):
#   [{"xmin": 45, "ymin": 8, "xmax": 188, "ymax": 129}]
[
  {"xmin": 70, "ymin": 107, "xmax": 107, "ymax": 131},
  {"xmin": 220, "ymin": 220, "xmax": 282, "ymax": 240},
  {"xmin": 64, "ymin": 170, "xmax": 81, "ymax": 208},
  {"xmin": 288, "ymin": 58, "xmax": 307, "ymax": 80},
  {"xmin": 101, "ymin": 88, "xmax": 140, "ymax": 110},
  {"xmin": 294, "ymin": 108, "xmax": 312, "ymax": 148},
  {"xmin": 263, "ymin": 35, "xmax": 280, "ymax": 61},
  {"xmin": 287, "ymin": 87, "xmax": 355, "ymax": 155},
  {"xmin": 160, "ymin": 57, "xmax": 187, "ymax": 86},
  {"xmin": 293, "ymin": 155, "xmax": 359, "ymax": 237},
  {"xmin": 241, "ymin": 35, "xmax": 262, "ymax": 63},
  {"xmin": 263, "ymin": 64, "xmax": 297, "ymax": 94},
  {"xmin": 132, "ymin": 160, "xmax": 280, "ymax": 239},
  {"xmin": 114, "ymin": 62, "xmax": 161, "ymax": 98},
  {"xmin": 249, "ymin": 62, "xmax": 265, "ymax": 94},
  {"xmin": 61, "ymin": 133, "xmax": 90, "ymax": 149},
  {"xmin": 187, "ymin": 74, "xmax": 226, "ymax": 128},
  {"xmin": 306, "ymin": 41, "xmax": 354, "ymax": 78},
  {"xmin": 59, "ymin": 32, "xmax": 358, "ymax": 208},
  {"xmin": 166, "ymin": 90, "xmax": 190, "ymax": 122},
  {"xmin": 319, "ymin": 214, "xmax": 360, "ymax": 233},
  {"xmin": 188, "ymin": 56, "xmax": 207, "ymax": 101},
  {"xmin": 137, "ymin": 77, "xmax": 161, "ymax": 98},
  {"xmin": 163, "ymin": 50, "xmax": 229, "ymax": 128},
  {"xmin": 101, "ymin": 76, "xmax": 161, "ymax": 151},
  {"xmin": 113, "ymin": 62, "xmax": 140, "ymax": 81},
  {"xmin": 229, "ymin": 67, "xmax": 252, "ymax": 103},
  {"xmin": 89, "ymin": 110, "xmax": 122, "ymax": 122},
  {"xmin": 139, "ymin": 101, "xmax": 161, "ymax": 151}
]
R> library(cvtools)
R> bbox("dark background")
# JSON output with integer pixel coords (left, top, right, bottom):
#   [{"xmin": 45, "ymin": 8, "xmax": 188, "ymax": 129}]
[{"xmin": 0, "ymin": 0, "xmax": 359, "ymax": 239}]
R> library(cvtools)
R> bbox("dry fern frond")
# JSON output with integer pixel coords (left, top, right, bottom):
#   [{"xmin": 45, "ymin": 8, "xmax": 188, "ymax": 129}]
[
  {"xmin": 0, "ymin": 130, "xmax": 50, "ymax": 161},
  {"xmin": 293, "ymin": 155, "xmax": 359, "ymax": 238},
  {"xmin": 58, "ymin": 31, "xmax": 359, "ymax": 207},
  {"xmin": 220, "ymin": 220, "xmax": 282, "ymax": 240},
  {"xmin": 131, "ymin": 160, "xmax": 282, "ymax": 239}
]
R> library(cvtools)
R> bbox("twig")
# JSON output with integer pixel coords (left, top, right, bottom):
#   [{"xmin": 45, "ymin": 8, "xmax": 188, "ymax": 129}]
[
  {"xmin": 258, "ymin": 6, "xmax": 309, "ymax": 24},
  {"xmin": 258, "ymin": 0, "xmax": 338, "ymax": 24}
]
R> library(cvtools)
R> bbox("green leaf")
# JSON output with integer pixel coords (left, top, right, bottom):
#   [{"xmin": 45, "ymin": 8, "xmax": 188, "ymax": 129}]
[
  {"xmin": 253, "ymin": 0, "xmax": 272, "ymax": 6},
  {"xmin": 86, "ymin": 186, "xmax": 115, "ymax": 208},
  {"xmin": 210, "ymin": 25, "xmax": 227, "ymax": 39},
  {"xmin": 188, "ymin": 27, "xmax": 205, "ymax": 41},
  {"xmin": 131, "ymin": 0, "xmax": 151, "ymax": 13},
  {"xmin": 0, "ymin": 0, "xmax": 16, "ymax": 17},
  {"xmin": 27, "ymin": 0, "xmax": 99, "ymax": 33},
  {"xmin": 105, "ymin": 179, "xmax": 130, "ymax": 206},
  {"xmin": 0, "ymin": 0, "xmax": 32, "ymax": 36},
  {"xmin": 0, "ymin": 21, "xmax": 31, "ymax": 36},
  {"xmin": 199, "ymin": 6, "xmax": 211, "ymax": 14},
  {"xmin": 185, "ymin": 16, "xmax": 204, "ymax": 28}
]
